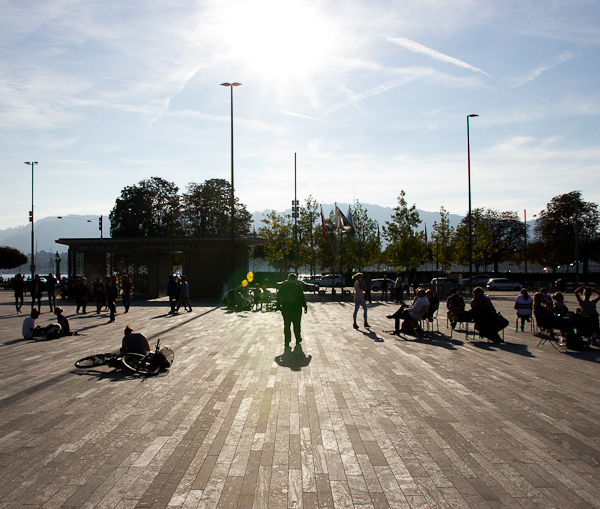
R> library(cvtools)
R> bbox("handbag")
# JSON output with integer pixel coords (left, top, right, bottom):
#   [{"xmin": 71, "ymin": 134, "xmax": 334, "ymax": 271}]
[{"xmin": 496, "ymin": 313, "xmax": 509, "ymax": 331}]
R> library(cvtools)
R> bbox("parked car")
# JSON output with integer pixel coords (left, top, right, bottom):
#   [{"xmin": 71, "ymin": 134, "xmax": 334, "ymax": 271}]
[
  {"xmin": 371, "ymin": 278, "xmax": 396, "ymax": 293},
  {"xmin": 430, "ymin": 277, "xmax": 449, "ymax": 284},
  {"xmin": 486, "ymin": 278, "xmax": 523, "ymax": 291},
  {"xmin": 277, "ymin": 280, "xmax": 319, "ymax": 292},
  {"xmin": 463, "ymin": 274, "xmax": 494, "ymax": 285},
  {"xmin": 314, "ymin": 274, "xmax": 343, "ymax": 288}
]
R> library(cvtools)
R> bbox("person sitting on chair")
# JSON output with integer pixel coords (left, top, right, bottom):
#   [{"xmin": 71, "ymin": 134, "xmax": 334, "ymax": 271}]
[
  {"xmin": 533, "ymin": 292, "xmax": 579, "ymax": 347},
  {"xmin": 574, "ymin": 286, "xmax": 600, "ymax": 342},
  {"xmin": 122, "ymin": 326, "xmax": 151, "ymax": 355},
  {"xmin": 446, "ymin": 287, "xmax": 465, "ymax": 329},
  {"xmin": 387, "ymin": 288, "xmax": 429, "ymax": 335},
  {"xmin": 470, "ymin": 287, "xmax": 504, "ymax": 343},
  {"xmin": 514, "ymin": 288, "xmax": 533, "ymax": 331},
  {"xmin": 424, "ymin": 289, "xmax": 439, "ymax": 321}
]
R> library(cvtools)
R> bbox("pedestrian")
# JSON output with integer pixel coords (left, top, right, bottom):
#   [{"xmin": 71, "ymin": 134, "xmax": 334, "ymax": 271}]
[
  {"xmin": 352, "ymin": 273, "xmax": 369, "ymax": 329},
  {"xmin": 121, "ymin": 274, "xmax": 133, "ymax": 313},
  {"xmin": 106, "ymin": 274, "xmax": 118, "ymax": 322},
  {"xmin": 92, "ymin": 277, "xmax": 105, "ymax": 314},
  {"xmin": 394, "ymin": 273, "xmax": 403, "ymax": 303},
  {"xmin": 253, "ymin": 283, "xmax": 262, "ymax": 311},
  {"xmin": 380, "ymin": 274, "xmax": 389, "ymax": 302},
  {"xmin": 176, "ymin": 275, "xmax": 192, "ymax": 313},
  {"xmin": 364, "ymin": 274, "xmax": 372, "ymax": 304},
  {"xmin": 276, "ymin": 273, "xmax": 307, "ymax": 350},
  {"xmin": 167, "ymin": 274, "xmax": 178, "ymax": 314},
  {"xmin": 47, "ymin": 273, "xmax": 57, "ymax": 312},
  {"xmin": 13, "ymin": 273, "xmax": 25, "ymax": 314},
  {"xmin": 412, "ymin": 275, "xmax": 419, "ymax": 295},
  {"xmin": 403, "ymin": 274, "xmax": 409, "ymax": 296},
  {"xmin": 76, "ymin": 277, "xmax": 89, "ymax": 314},
  {"xmin": 31, "ymin": 274, "xmax": 43, "ymax": 312}
]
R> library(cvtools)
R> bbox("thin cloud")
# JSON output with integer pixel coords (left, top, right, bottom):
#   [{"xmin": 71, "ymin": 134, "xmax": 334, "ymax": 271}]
[
  {"xmin": 280, "ymin": 110, "xmax": 343, "ymax": 125},
  {"xmin": 101, "ymin": 76, "xmax": 171, "ymax": 90},
  {"xmin": 321, "ymin": 71, "xmax": 432, "ymax": 118},
  {"xmin": 0, "ymin": 79, "xmax": 30, "ymax": 87},
  {"xmin": 387, "ymin": 36, "xmax": 490, "ymax": 77},
  {"xmin": 511, "ymin": 51, "xmax": 574, "ymax": 88}
]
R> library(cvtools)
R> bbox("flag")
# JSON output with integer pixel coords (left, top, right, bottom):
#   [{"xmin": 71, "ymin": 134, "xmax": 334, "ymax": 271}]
[
  {"xmin": 335, "ymin": 205, "xmax": 353, "ymax": 233},
  {"xmin": 320, "ymin": 205, "xmax": 327, "ymax": 241},
  {"xmin": 347, "ymin": 207, "xmax": 355, "ymax": 237}
]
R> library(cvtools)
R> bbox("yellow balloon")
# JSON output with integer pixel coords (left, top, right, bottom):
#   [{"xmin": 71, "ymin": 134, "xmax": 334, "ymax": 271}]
[
  {"xmin": 241, "ymin": 279, "xmax": 248, "ymax": 287},
  {"xmin": 247, "ymin": 272, "xmax": 254, "ymax": 282}
]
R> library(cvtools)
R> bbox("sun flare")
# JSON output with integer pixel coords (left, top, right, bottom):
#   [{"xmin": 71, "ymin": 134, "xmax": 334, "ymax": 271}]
[{"xmin": 220, "ymin": 0, "xmax": 338, "ymax": 83}]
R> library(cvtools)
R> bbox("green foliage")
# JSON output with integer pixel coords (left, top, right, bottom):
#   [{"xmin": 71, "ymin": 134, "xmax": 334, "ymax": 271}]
[
  {"xmin": 298, "ymin": 196, "xmax": 320, "ymax": 273},
  {"xmin": 0, "ymin": 246, "xmax": 28, "ymax": 269},
  {"xmin": 258, "ymin": 211, "xmax": 295, "ymax": 273},
  {"xmin": 343, "ymin": 201, "xmax": 380, "ymax": 271},
  {"xmin": 431, "ymin": 206, "xmax": 455, "ymax": 271},
  {"xmin": 382, "ymin": 191, "xmax": 425, "ymax": 270}
]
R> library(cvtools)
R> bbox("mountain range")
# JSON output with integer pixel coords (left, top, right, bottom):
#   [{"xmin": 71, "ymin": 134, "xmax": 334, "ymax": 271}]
[{"xmin": 0, "ymin": 205, "xmax": 463, "ymax": 255}]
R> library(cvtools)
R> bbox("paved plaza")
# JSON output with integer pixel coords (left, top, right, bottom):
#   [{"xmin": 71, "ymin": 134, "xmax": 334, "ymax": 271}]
[{"xmin": 1, "ymin": 289, "xmax": 600, "ymax": 508}]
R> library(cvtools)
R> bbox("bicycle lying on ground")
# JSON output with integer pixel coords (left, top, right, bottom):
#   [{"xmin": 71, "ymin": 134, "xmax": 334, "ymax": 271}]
[{"xmin": 75, "ymin": 340, "xmax": 174, "ymax": 376}]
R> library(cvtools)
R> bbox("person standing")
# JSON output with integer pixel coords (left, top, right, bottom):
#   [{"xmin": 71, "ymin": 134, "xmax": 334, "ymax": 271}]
[
  {"xmin": 121, "ymin": 274, "xmax": 133, "ymax": 313},
  {"xmin": 380, "ymin": 274, "xmax": 389, "ymax": 302},
  {"xmin": 276, "ymin": 273, "xmax": 307, "ymax": 350},
  {"xmin": 92, "ymin": 277, "xmax": 105, "ymax": 314},
  {"xmin": 13, "ymin": 273, "xmax": 25, "ymax": 314},
  {"xmin": 167, "ymin": 274, "xmax": 178, "ymax": 314},
  {"xmin": 106, "ymin": 275, "xmax": 118, "ymax": 322},
  {"xmin": 76, "ymin": 277, "xmax": 89, "ymax": 314},
  {"xmin": 364, "ymin": 274, "xmax": 372, "ymax": 304},
  {"xmin": 394, "ymin": 273, "xmax": 403, "ymax": 303},
  {"xmin": 176, "ymin": 275, "xmax": 192, "ymax": 313},
  {"xmin": 46, "ymin": 273, "xmax": 57, "ymax": 312},
  {"xmin": 352, "ymin": 273, "xmax": 369, "ymax": 329},
  {"xmin": 31, "ymin": 274, "xmax": 43, "ymax": 313}
]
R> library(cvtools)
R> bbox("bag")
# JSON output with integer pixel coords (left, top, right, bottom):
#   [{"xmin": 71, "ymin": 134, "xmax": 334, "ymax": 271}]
[
  {"xmin": 155, "ymin": 347, "xmax": 174, "ymax": 370},
  {"xmin": 496, "ymin": 313, "xmax": 509, "ymax": 331}
]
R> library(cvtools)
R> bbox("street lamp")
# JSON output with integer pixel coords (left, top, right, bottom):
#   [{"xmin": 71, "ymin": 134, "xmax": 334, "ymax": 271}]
[
  {"xmin": 221, "ymin": 82, "xmax": 242, "ymax": 282},
  {"xmin": 24, "ymin": 161, "xmax": 38, "ymax": 280},
  {"xmin": 466, "ymin": 114, "xmax": 478, "ymax": 282}
]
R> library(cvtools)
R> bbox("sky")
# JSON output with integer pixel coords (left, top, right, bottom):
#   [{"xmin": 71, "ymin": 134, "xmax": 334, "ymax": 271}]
[{"xmin": 1, "ymin": 0, "xmax": 599, "ymax": 233}]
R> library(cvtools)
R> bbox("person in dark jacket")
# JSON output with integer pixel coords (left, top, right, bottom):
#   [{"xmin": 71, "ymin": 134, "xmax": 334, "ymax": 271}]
[{"xmin": 276, "ymin": 273, "xmax": 307, "ymax": 349}]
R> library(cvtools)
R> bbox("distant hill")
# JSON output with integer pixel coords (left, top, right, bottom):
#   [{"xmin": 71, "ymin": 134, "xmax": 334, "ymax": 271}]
[
  {"xmin": 0, "ymin": 205, "xmax": 463, "ymax": 255},
  {"xmin": 251, "ymin": 203, "xmax": 462, "ymax": 236}
]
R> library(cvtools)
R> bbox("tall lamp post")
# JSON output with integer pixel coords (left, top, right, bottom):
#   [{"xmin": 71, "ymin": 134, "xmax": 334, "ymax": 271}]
[
  {"xmin": 221, "ymin": 82, "xmax": 242, "ymax": 282},
  {"xmin": 466, "ymin": 114, "xmax": 478, "ymax": 282},
  {"xmin": 24, "ymin": 161, "xmax": 38, "ymax": 280}
]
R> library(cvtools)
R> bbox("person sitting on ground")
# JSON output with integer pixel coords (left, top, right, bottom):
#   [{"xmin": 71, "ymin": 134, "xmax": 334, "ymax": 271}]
[
  {"xmin": 121, "ymin": 325, "xmax": 151, "ymax": 355},
  {"xmin": 387, "ymin": 288, "xmax": 429, "ymax": 335},
  {"xmin": 54, "ymin": 306, "xmax": 72, "ymax": 337},
  {"xmin": 446, "ymin": 287, "xmax": 466, "ymax": 329},
  {"xmin": 574, "ymin": 286, "xmax": 600, "ymax": 342},
  {"xmin": 514, "ymin": 288, "xmax": 533, "ymax": 331},
  {"xmin": 22, "ymin": 309, "xmax": 43, "ymax": 339},
  {"xmin": 470, "ymin": 287, "xmax": 504, "ymax": 343}
]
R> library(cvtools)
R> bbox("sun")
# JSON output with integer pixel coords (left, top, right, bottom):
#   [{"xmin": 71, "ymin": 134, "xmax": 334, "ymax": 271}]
[{"xmin": 219, "ymin": 0, "xmax": 339, "ymax": 84}]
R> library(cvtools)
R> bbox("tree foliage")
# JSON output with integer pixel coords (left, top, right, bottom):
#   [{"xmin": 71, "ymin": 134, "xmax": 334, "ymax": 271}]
[
  {"xmin": 343, "ymin": 201, "xmax": 380, "ymax": 271},
  {"xmin": 257, "ymin": 211, "xmax": 295, "ymax": 273},
  {"xmin": 532, "ymin": 191, "xmax": 600, "ymax": 273},
  {"xmin": 181, "ymin": 179, "xmax": 252, "ymax": 237},
  {"xmin": 431, "ymin": 207, "xmax": 455, "ymax": 271},
  {"xmin": 0, "ymin": 246, "xmax": 28, "ymax": 269},
  {"xmin": 110, "ymin": 177, "xmax": 181, "ymax": 237}
]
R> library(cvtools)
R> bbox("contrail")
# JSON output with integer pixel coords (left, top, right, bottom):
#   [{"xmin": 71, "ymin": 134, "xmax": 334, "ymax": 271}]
[{"xmin": 387, "ymin": 36, "xmax": 490, "ymax": 76}]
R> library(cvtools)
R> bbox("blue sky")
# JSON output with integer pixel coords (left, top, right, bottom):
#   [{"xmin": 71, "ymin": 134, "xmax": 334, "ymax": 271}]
[{"xmin": 1, "ymin": 0, "xmax": 599, "ymax": 232}]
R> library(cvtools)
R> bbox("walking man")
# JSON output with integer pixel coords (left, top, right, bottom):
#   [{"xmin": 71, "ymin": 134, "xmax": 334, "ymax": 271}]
[{"xmin": 276, "ymin": 273, "xmax": 307, "ymax": 350}]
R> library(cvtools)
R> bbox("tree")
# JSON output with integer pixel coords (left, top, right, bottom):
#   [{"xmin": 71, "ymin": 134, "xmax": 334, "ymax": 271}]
[
  {"xmin": 258, "ymin": 211, "xmax": 295, "ymax": 273},
  {"xmin": 533, "ymin": 191, "xmax": 600, "ymax": 274},
  {"xmin": 343, "ymin": 201, "xmax": 380, "ymax": 271},
  {"xmin": 382, "ymin": 191, "xmax": 425, "ymax": 271},
  {"xmin": 0, "ymin": 246, "xmax": 28, "ymax": 269},
  {"xmin": 431, "ymin": 207, "xmax": 455, "ymax": 271},
  {"xmin": 454, "ymin": 209, "xmax": 492, "ymax": 272},
  {"xmin": 298, "ymin": 196, "xmax": 320, "ymax": 276},
  {"xmin": 110, "ymin": 177, "xmax": 182, "ymax": 237},
  {"xmin": 181, "ymin": 179, "xmax": 252, "ymax": 237}
]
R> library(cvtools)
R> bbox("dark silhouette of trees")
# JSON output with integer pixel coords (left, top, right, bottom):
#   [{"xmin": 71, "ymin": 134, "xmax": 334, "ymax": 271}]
[
  {"xmin": 0, "ymin": 246, "xmax": 28, "ymax": 269},
  {"xmin": 110, "ymin": 177, "xmax": 181, "ymax": 237},
  {"xmin": 181, "ymin": 179, "xmax": 252, "ymax": 237}
]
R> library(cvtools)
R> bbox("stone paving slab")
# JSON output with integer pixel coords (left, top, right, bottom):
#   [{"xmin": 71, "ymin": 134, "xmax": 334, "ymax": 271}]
[{"xmin": 0, "ymin": 289, "xmax": 599, "ymax": 508}]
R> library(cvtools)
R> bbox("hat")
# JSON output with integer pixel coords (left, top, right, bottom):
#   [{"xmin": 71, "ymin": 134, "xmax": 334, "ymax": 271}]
[{"xmin": 124, "ymin": 326, "xmax": 134, "ymax": 335}]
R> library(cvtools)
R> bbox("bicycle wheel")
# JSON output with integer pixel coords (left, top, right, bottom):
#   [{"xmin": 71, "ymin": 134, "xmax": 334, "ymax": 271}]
[
  {"xmin": 75, "ymin": 354, "xmax": 108, "ymax": 368},
  {"xmin": 122, "ymin": 354, "xmax": 160, "ymax": 375}
]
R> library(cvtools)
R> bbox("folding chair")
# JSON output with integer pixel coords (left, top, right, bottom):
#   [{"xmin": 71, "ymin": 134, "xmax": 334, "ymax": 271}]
[
  {"xmin": 515, "ymin": 315, "xmax": 536, "ymax": 333},
  {"xmin": 447, "ymin": 307, "xmax": 473, "ymax": 338},
  {"xmin": 515, "ymin": 302, "xmax": 535, "ymax": 332},
  {"xmin": 535, "ymin": 325, "xmax": 565, "ymax": 351}
]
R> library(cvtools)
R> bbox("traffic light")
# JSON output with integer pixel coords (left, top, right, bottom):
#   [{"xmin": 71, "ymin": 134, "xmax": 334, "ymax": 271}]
[
  {"xmin": 29, "ymin": 211, "xmax": 33, "ymax": 222},
  {"xmin": 99, "ymin": 216, "xmax": 103, "ymax": 231}
]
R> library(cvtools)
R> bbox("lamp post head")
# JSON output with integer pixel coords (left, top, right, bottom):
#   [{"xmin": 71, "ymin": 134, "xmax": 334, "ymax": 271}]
[
  {"xmin": 467, "ymin": 114, "xmax": 479, "ymax": 118},
  {"xmin": 221, "ymin": 82, "xmax": 242, "ymax": 87},
  {"xmin": 24, "ymin": 161, "xmax": 38, "ymax": 165}
]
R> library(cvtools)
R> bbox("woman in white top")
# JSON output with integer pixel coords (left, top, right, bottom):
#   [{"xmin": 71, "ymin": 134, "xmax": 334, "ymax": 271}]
[{"xmin": 353, "ymin": 273, "xmax": 369, "ymax": 330}]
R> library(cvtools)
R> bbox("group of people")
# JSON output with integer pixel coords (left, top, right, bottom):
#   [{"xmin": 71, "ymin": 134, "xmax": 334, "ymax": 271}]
[
  {"xmin": 167, "ymin": 274, "xmax": 192, "ymax": 314},
  {"xmin": 22, "ymin": 306, "xmax": 71, "ymax": 340},
  {"xmin": 11, "ymin": 272, "xmax": 60, "ymax": 315},
  {"xmin": 225, "ymin": 283, "xmax": 273, "ymax": 312}
]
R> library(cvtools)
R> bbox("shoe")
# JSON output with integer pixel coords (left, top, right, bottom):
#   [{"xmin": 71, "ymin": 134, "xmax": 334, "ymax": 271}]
[
  {"xmin": 451, "ymin": 322, "xmax": 456, "ymax": 330},
  {"xmin": 353, "ymin": 323, "xmax": 359, "ymax": 329},
  {"xmin": 386, "ymin": 315, "xmax": 393, "ymax": 319},
  {"xmin": 520, "ymin": 326, "xmax": 524, "ymax": 331},
  {"xmin": 188, "ymin": 308, "xmax": 193, "ymax": 312},
  {"xmin": 364, "ymin": 323, "xmax": 371, "ymax": 328}
]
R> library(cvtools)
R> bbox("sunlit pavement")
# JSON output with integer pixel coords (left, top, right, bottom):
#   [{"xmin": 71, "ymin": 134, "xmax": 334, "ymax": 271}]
[{"xmin": 1, "ymin": 289, "xmax": 599, "ymax": 508}]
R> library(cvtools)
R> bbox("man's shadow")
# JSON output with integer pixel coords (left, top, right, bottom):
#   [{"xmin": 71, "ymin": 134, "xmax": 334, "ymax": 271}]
[{"xmin": 275, "ymin": 344, "xmax": 312, "ymax": 371}]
